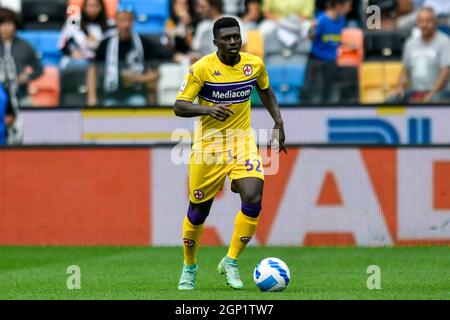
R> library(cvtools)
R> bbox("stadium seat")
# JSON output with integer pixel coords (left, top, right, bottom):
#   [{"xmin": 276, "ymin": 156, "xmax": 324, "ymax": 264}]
[
  {"xmin": 266, "ymin": 65, "xmax": 284, "ymax": 86},
  {"xmin": 157, "ymin": 62, "xmax": 188, "ymax": 106},
  {"xmin": 243, "ymin": 30, "xmax": 264, "ymax": 58},
  {"xmin": 360, "ymin": 63, "xmax": 383, "ymax": 87},
  {"xmin": 18, "ymin": 31, "xmax": 62, "ymax": 66},
  {"xmin": 21, "ymin": 0, "xmax": 67, "ymax": 30},
  {"xmin": 28, "ymin": 66, "xmax": 60, "ymax": 107},
  {"xmin": 17, "ymin": 31, "xmax": 40, "ymax": 51},
  {"xmin": 59, "ymin": 64, "xmax": 88, "ymax": 107},
  {"xmin": 384, "ymin": 61, "xmax": 403, "ymax": 89},
  {"xmin": 246, "ymin": 63, "xmax": 308, "ymax": 106},
  {"xmin": 133, "ymin": 20, "xmax": 167, "ymax": 35},
  {"xmin": 68, "ymin": 0, "xmax": 118, "ymax": 20},
  {"xmin": 437, "ymin": 14, "xmax": 450, "ymax": 36},
  {"xmin": 267, "ymin": 64, "xmax": 306, "ymax": 105},
  {"xmin": 286, "ymin": 65, "xmax": 306, "ymax": 88},
  {"xmin": 270, "ymin": 87, "xmax": 302, "ymax": 105},
  {"xmin": 120, "ymin": 0, "xmax": 169, "ymax": 34},
  {"xmin": 359, "ymin": 62, "xmax": 384, "ymax": 103},
  {"xmin": 438, "ymin": 25, "xmax": 450, "ymax": 36},
  {"xmin": 359, "ymin": 61, "xmax": 403, "ymax": 103},
  {"xmin": 337, "ymin": 28, "xmax": 364, "ymax": 67},
  {"xmin": 105, "ymin": 0, "xmax": 119, "ymax": 19},
  {"xmin": 364, "ymin": 30, "xmax": 407, "ymax": 61},
  {"xmin": 39, "ymin": 31, "xmax": 63, "ymax": 65}
]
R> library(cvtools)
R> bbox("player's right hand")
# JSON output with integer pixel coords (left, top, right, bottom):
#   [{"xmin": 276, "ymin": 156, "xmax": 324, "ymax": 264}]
[{"xmin": 207, "ymin": 104, "xmax": 235, "ymax": 122}]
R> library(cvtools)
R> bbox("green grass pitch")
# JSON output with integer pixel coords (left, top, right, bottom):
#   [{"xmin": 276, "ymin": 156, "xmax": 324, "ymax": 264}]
[{"xmin": 0, "ymin": 246, "xmax": 449, "ymax": 300}]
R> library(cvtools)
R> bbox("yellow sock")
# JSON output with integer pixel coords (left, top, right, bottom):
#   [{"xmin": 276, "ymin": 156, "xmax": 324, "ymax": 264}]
[
  {"xmin": 227, "ymin": 211, "xmax": 259, "ymax": 260},
  {"xmin": 182, "ymin": 216, "xmax": 205, "ymax": 266}
]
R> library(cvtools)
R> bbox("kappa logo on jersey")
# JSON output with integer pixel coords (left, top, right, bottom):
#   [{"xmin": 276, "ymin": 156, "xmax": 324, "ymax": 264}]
[
  {"xmin": 213, "ymin": 70, "xmax": 222, "ymax": 77},
  {"xmin": 243, "ymin": 64, "xmax": 253, "ymax": 76},
  {"xmin": 193, "ymin": 189, "xmax": 204, "ymax": 199},
  {"xmin": 240, "ymin": 236, "xmax": 252, "ymax": 244},
  {"xmin": 183, "ymin": 238, "xmax": 195, "ymax": 247}
]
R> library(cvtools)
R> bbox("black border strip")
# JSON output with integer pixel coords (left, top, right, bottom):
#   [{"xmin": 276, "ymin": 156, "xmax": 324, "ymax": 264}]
[{"xmin": 0, "ymin": 300, "xmax": 444, "ymax": 317}]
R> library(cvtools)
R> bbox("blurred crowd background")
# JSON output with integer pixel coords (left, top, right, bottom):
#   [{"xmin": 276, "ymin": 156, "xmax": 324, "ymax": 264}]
[{"xmin": 0, "ymin": 0, "xmax": 450, "ymax": 109}]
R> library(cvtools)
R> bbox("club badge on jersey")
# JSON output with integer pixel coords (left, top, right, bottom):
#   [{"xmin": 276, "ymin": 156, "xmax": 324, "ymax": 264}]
[
  {"xmin": 243, "ymin": 64, "xmax": 253, "ymax": 76},
  {"xmin": 193, "ymin": 189, "xmax": 204, "ymax": 200}
]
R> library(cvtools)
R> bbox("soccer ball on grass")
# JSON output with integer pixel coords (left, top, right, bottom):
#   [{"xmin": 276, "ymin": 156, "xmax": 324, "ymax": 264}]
[{"xmin": 253, "ymin": 257, "xmax": 290, "ymax": 292}]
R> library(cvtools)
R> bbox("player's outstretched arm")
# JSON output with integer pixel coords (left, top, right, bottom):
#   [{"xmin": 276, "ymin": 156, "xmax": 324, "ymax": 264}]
[
  {"xmin": 174, "ymin": 100, "xmax": 235, "ymax": 122},
  {"xmin": 256, "ymin": 85, "xmax": 287, "ymax": 154}
]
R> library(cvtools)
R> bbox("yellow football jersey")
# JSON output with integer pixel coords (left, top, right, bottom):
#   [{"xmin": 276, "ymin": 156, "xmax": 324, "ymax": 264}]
[{"xmin": 176, "ymin": 52, "xmax": 270, "ymax": 153}]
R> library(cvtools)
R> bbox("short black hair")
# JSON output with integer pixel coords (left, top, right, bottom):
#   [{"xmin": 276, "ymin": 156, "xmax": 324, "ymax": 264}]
[
  {"xmin": 0, "ymin": 8, "xmax": 21, "ymax": 29},
  {"xmin": 213, "ymin": 16, "xmax": 240, "ymax": 39}
]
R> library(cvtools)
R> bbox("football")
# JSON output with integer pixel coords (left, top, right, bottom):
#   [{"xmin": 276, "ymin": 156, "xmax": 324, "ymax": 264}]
[{"xmin": 253, "ymin": 257, "xmax": 291, "ymax": 292}]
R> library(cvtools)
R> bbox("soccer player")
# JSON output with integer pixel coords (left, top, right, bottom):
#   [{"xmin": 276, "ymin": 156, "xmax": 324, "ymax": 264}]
[{"xmin": 173, "ymin": 16, "xmax": 286, "ymax": 290}]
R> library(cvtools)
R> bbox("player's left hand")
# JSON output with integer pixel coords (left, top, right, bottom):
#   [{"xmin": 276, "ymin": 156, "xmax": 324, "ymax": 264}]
[{"xmin": 271, "ymin": 122, "xmax": 287, "ymax": 154}]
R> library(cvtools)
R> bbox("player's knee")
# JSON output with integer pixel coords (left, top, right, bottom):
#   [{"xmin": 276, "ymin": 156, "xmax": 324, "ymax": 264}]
[
  {"xmin": 187, "ymin": 207, "xmax": 209, "ymax": 226},
  {"xmin": 241, "ymin": 191, "xmax": 262, "ymax": 207},
  {"xmin": 241, "ymin": 201, "xmax": 262, "ymax": 218},
  {"xmin": 187, "ymin": 201, "xmax": 211, "ymax": 225}
]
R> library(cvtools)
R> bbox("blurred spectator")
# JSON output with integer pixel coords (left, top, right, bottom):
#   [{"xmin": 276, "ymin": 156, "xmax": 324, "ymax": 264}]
[
  {"xmin": 191, "ymin": 0, "xmax": 223, "ymax": 58},
  {"xmin": 398, "ymin": 1, "xmax": 450, "ymax": 33},
  {"xmin": 241, "ymin": 0, "xmax": 263, "ymax": 30},
  {"xmin": 388, "ymin": 7, "xmax": 450, "ymax": 103},
  {"xmin": 0, "ymin": 8, "xmax": 43, "ymax": 107},
  {"xmin": 302, "ymin": 0, "xmax": 352, "ymax": 104},
  {"xmin": 397, "ymin": 1, "xmax": 425, "ymax": 32},
  {"xmin": 222, "ymin": 0, "xmax": 263, "ymax": 29},
  {"xmin": 59, "ymin": 0, "xmax": 115, "ymax": 71},
  {"xmin": 317, "ymin": 0, "xmax": 361, "ymax": 27},
  {"xmin": 259, "ymin": 0, "xmax": 315, "ymax": 36},
  {"xmin": 0, "ymin": 83, "xmax": 15, "ymax": 145},
  {"xmin": 165, "ymin": 0, "xmax": 196, "ymax": 54},
  {"xmin": 424, "ymin": 0, "xmax": 450, "ymax": 35},
  {"xmin": 87, "ymin": 5, "xmax": 179, "ymax": 107},
  {"xmin": 191, "ymin": 0, "xmax": 247, "ymax": 58},
  {"xmin": 223, "ymin": 0, "xmax": 244, "ymax": 16}
]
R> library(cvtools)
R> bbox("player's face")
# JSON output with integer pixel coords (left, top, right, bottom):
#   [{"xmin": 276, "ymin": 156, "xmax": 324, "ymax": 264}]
[{"xmin": 214, "ymin": 27, "xmax": 242, "ymax": 56}]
